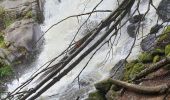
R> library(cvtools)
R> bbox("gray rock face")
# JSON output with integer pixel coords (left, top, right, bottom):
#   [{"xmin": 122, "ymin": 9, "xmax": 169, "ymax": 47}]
[
  {"xmin": 110, "ymin": 59, "xmax": 127, "ymax": 80},
  {"xmin": 5, "ymin": 19, "xmax": 43, "ymax": 52},
  {"xmin": 157, "ymin": 0, "xmax": 170, "ymax": 22},
  {"xmin": 129, "ymin": 14, "xmax": 145, "ymax": 24},
  {"xmin": 127, "ymin": 14, "xmax": 145, "ymax": 38},
  {"xmin": 140, "ymin": 34, "xmax": 156, "ymax": 51},
  {"xmin": 127, "ymin": 24, "xmax": 137, "ymax": 38},
  {"xmin": 2, "ymin": 19, "xmax": 43, "ymax": 62}
]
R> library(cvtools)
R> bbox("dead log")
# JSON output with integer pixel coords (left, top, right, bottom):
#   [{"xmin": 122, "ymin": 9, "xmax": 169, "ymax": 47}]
[
  {"xmin": 132, "ymin": 57, "xmax": 170, "ymax": 81},
  {"xmin": 108, "ymin": 78, "xmax": 169, "ymax": 94}
]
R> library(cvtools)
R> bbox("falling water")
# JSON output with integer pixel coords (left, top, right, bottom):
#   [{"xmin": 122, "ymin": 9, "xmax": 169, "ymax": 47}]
[{"xmin": 7, "ymin": 0, "xmax": 163, "ymax": 99}]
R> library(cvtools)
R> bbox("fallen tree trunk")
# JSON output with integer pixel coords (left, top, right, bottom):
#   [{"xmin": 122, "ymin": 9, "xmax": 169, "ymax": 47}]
[
  {"xmin": 108, "ymin": 78, "xmax": 169, "ymax": 94},
  {"xmin": 133, "ymin": 57, "xmax": 170, "ymax": 81}
]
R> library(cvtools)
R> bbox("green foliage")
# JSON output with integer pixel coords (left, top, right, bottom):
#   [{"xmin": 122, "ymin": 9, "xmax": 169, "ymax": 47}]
[
  {"xmin": 153, "ymin": 55, "xmax": 160, "ymax": 63},
  {"xmin": 0, "ymin": 63, "xmax": 12, "ymax": 78},
  {"xmin": 138, "ymin": 52, "xmax": 153, "ymax": 63},
  {"xmin": 87, "ymin": 91, "xmax": 105, "ymax": 100},
  {"xmin": 165, "ymin": 44, "xmax": 170, "ymax": 56}
]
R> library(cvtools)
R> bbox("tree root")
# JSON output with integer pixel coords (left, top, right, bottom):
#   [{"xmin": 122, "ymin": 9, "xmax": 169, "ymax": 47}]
[{"xmin": 108, "ymin": 78, "xmax": 169, "ymax": 94}]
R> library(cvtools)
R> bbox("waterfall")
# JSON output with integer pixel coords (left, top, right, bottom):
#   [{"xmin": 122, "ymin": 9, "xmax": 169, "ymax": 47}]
[{"xmin": 7, "ymin": 0, "xmax": 163, "ymax": 100}]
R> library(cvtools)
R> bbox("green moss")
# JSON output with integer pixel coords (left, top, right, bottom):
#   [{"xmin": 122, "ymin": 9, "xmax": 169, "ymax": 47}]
[
  {"xmin": 163, "ymin": 26, "xmax": 170, "ymax": 34},
  {"xmin": 0, "ymin": 7, "xmax": 14, "ymax": 28},
  {"xmin": 138, "ymin": 52, "xmax": 153, "ymax": 63},
  {"xmin": 4, "ymin": 17, "xmax": 14, "ymax": 27},
  {"xmin": 87, "ymin": 91, "xmax": 105, "ymax": 100},
  {"xmin": 129, "ymin": 63, "xmax": 145, "ymax": 79},
  {"xmin": 153, "ymin": 55, "xmax": 160, "ymax": 63},
  {"xmin": 94, "ymin": 79, "xmax": 112, "ymax": 94},
  {"xmin": 165, "ymin": 45, "xmax": 170, "ymax": 56},
  {"xmin": 24, "ymin": 11, "xmax": 33, "ymax": 19},
  {"xmin": 0, "ymin": 63, "xmax": 12, "ymax": 78},
  {"xmin": 158, "ymin": 26, "xmax": 170, "ymax": 42},
  {"xmin": 151, "ymin": 48, "xmax": 165, "ymax": 56},
  {"xmin": 123, "ymin": 61, "xmax": 137, "ymax": 81},
  {"xmin": 124, "ymin": 62, "xmax": 145, "ymax": 81}
]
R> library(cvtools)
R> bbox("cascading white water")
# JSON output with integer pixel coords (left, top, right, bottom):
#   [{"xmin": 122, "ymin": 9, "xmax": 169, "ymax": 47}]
[{"xmin": 7, "ymin": 0, "xmax": 163, "ymax": 99}]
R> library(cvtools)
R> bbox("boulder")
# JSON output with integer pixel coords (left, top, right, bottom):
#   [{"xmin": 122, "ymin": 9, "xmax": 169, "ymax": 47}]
[
  {"xmin": 157, "ymin": 0, "xmax": 170, "ymax": 22},
  {"xmin": 94, "ymin": 79, "xmax": 112, "ymax": 94},
  {"xmin": 110, "ymin": 59, "xmax": 126, "ymax": 80},
  {"xmin": 140, "ymin": 34, "xmax": 156, "ymax": 51},
  {"xmin": 4, "ymin": 19, "xmax": 43, "ymax": 62},
  {"xmin": 129, "ymin": 14, "xmax": 145, "ymax": 24},
  {"xmin": 127, "ymin": 23, "xmax": 137, "ymax": 38}
]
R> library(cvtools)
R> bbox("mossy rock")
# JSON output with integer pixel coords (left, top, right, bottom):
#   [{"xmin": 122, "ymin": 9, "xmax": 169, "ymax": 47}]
[
  {"xmin": 165, "ymin": 44, "xmax": 170, "ymax": 56},
  {"xmin": 87, "ymin": 91, "xmax": 106, "ymax": 100},
  {"xmin": 94, "ymin": 79, "xmax": 112, "ymax": 94},
  {"xmin": 151, "ymin": 48, "xmax": 165, "ymax": 56},
  {"xmin": 129, "ymin": 63, "xmax": 145, "ymax": 79},
  {"xmin": 123, "ymin": 61, "xmax": 137, "ymax": 81},
  {"xmin": 158, "ymin": 26, "xmax": 170, "ymax": 42},
  {"xmin": 153, "ymin": 55, "xmax": 160, "ymax": 63},
  {"xmin": 138, "ymin": 52, "xmax": 153, "ymax": 63}
]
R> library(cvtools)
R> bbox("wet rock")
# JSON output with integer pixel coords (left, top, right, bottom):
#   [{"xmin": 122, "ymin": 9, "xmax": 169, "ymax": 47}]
[
  {"xmin": 127, "ymin": 23, "xmax": 137, "ymax": 38},
  {"xmin": 149, "ymin": 24, "xmax": 163, "ymax": 34},
  {"xmin": 4, "ymin": 19, "xmax": 43, "ymax": 62},
  {"xmin": 110, "ymin": 59, "xmax": 127, "ymax": 80},
  {"xmin": 157, "ymin": 0, "xmax": 170, "ymax": 22},
  {"xmin": 94, "ymin": 79, "xmax": 112, "ymax": 94},
  {"xmin": 87, "ymin": 91, "xmax": 105, "ymax": 100},
  {"xmin": 140, "ymin": 34, "xmax": 156, "ymax": 51},
  {"xmin": 129, "ymin": 14, "xmax": 145, "ymax": 24}
]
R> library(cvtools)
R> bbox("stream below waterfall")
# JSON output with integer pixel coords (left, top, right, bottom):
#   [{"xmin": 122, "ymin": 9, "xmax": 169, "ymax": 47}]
[{"xmin": 7, "ymin": 0, "xmax": 163, "ymax": 100}]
